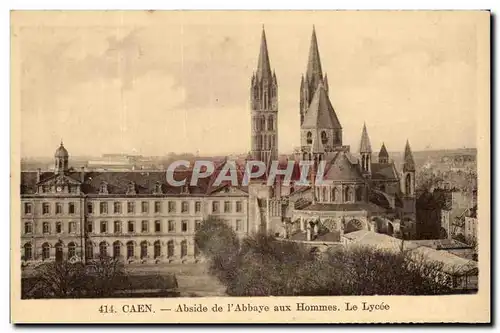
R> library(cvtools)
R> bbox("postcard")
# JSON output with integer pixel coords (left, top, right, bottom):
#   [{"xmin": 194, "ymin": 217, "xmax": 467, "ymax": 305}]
[{"xmin": 10, "ymin": 10, "xmax": 490, "ymax": 324}]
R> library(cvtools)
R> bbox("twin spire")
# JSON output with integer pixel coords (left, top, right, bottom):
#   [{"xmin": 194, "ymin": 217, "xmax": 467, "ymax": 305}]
[{"xmin": 306, "ymin": 26, "xmax": 324, "ymax": 87}]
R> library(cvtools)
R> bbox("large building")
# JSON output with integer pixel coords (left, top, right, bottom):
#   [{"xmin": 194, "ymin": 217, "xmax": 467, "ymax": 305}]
[
  {"xmin": 260, "ymin": 27, "xmax": 417, "ymax": 242},
  {"xmin": 21, "ymin": 143, "xmax": 251, "ymax": 264},
  {"xmin": 20, "ymin": 26, "xmax": 417, "ymax": 265}
]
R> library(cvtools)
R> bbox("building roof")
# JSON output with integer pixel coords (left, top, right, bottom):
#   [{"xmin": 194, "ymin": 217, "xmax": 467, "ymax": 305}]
[
  {"xmin": 343, "ymin": 230, "xmax": 419, "ymax": 252},
  {"xmin": 301, "ymin": 83, "xmax": 341, "ymax": 130},
  {"xmin": 411, "ymin": 239, "xmax": 472, "ymax": 250},
  {"xmin": 320, "ymin": 151, "xmax": 364, "ymax": 182},
  {"xmin": 255, "ymin": 27, "xmax": 273, "ymax": 82},
  {"xmin": 409, "ymin": 246, "xmax": 478, "ymax": 275},
  {"xmin": 344, "ymin": 231, "xmax": 478, "ymax": 275},
  {"xmin": 21, "ymin": 164, "xmax": 249, "ymax": 196},
  {"xmin": 301, "ymin": 202, "xmax": 387, "ymax": 213},
  {"xmin": 370, "ymin": 162, "xmax": 399, "ymax": 181},
  {"xmin": 359, "ymin": 123, "xmax": 372, "ymax": 153}
]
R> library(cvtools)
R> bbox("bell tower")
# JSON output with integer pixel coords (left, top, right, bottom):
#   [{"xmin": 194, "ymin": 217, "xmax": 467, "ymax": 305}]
[
  {"xmin": 250, "ymin": 26, "xmax": 278, "ymax": 165},
  {"xmin": 54, "ymin": 140, "xmax": 69, "ymax": 175}
]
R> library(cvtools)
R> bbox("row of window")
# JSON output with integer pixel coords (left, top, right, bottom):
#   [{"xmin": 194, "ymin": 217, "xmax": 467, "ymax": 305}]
[
  {"xmin": 24, "ymin": 202, "xmax": 77, "ymax": 215},
  {"xmin": 24, "ymin": 221, "xmax": 77, "ymax": 234},
  {"xmin": 25, "ymin": 200, "xmax": 245, "ymax": 216},
  {"xmin": 23, "ymin": 240, "xmax": 193, "ymax": 261},
  {"xmin": 315, "ymin": 186, "xmax": 364, "ymax": 203}
]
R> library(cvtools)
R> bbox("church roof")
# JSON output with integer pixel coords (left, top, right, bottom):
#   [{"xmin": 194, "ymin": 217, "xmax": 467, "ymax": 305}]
[
  {"xmin": 301, "ymin": 83, "xmax": 341, "ymax": 130},
  {"xmin": 255, "ymin": 27, "xmax": 273, "ymax": 82},
  {"xmin": 322, "ymin": 151, "xmax": 364, "ymax": 182},
  {"xmin": 54, "ymin": 142, "xmax": 69, "ymax": 158},
  {"xmin": 404, "ymin": 140, "xmax": 416, "ymax": 172},
  {"xmin": 370, "ymin": 162, "xmax": 399, "ymax": 181},
  {"xmin": 359, "ymin": 123, "xmax": 372, "ymax": 153}
]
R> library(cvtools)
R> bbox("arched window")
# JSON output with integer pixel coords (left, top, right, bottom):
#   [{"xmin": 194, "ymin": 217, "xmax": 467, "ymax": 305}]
[
  {"xmin": 344, "ymin": 186, "xmax": 352, "ymax": 202},
  {"xmin": 140, "ymin": 241, "xmax": 148, "ymax": 259},
  {"xmin": 86, "ymin": 241, "xmax": 94, "ymax": 260},
  {"xmin": 113, "ymin": 241, "xmax": 121, "ymax": 258},
  {"xmin": 406, "ymin": 174, "xmax": 412, "ymax": 195},
  {"xmin": 306, "ymin": 132, "xmax": 312, "ymax": 144},
  {"xmin": 24, "ymin": 243, "xmax": 32, "ymax": 261},
  {"xmin": 335, "ymin": 131, "xmax": 341, "ymax": 144},
  {"xmin": 322, "ymin": 187, "xmax": 328, "ymax": 202},
  {"xmin": 332, "ymin": 187, "xmax": 339, "ymax": 202},
  {"xmin": 42, "ymin": 243, "xmax": 50, "ymax": 260},
  {"xmin": 356, "ymin": 187, "xmax": 363, "ymax": 202},
  {"xmin": 99, "ymin": 242, "xmax": 108, "ymax": 258},
  {"xmin": 268, "ymin": 115, "xmax": 274, "ymax": 131},
  {"xmin": 55, "ymin": 242, "xmax": 63, "ymax": 262},
  {"xmin": 127, "ymin": 241, "xmax": 135, "ymax": 259},
  {"xmin": 68, "ymin": 242, "xmax": 76, "ymax": 259},
  {"xmin": 181, "ymin": 240, "xmax": 188, "ymax": 258},
  {"xmin": 321, "ymin": 131, "xmax": 328, "ymax": 145},
  {"xmin": 154, "ymin": 240, "xmax": 161, "ymax": 259},
  {"xmin": 167, "ymin": 240, "xmax": 174, "ymax": 258}
]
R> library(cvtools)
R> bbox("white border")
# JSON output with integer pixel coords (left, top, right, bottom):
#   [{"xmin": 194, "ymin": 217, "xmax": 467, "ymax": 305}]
[{"xmin": 3, "ymin": 1, "xmax": 497, "ymax": 331}]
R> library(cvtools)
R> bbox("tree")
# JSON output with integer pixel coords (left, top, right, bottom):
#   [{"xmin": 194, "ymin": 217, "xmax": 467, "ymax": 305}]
[
  {"xmin": 23, "ymin": 261, "xmax": 86, "ymax": 298},
  {"xmin": 85, "ymin": 255, "xmax": 125, "ymax": 297}
]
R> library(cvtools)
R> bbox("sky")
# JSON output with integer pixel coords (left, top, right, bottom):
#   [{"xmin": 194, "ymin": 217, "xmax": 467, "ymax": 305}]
[{"xmin": 16, "ymin": 11, "xmax": 482, "ymax": 157}]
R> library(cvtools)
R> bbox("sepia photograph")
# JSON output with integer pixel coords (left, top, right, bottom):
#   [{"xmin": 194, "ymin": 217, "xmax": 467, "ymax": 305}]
[{"xmin": 10, "ymin": 10, "xmax": 490, "ymax": 323}]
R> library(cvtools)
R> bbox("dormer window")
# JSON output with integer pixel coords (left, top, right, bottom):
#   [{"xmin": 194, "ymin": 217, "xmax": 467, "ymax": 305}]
[
  {"xmin": 153, "ymin": 182, "xmax": 162, "ymax": 194},
  {"xmin": 127, "ymin": 182, "xmax": 136, "ymax": 195},
  {"xmin": 306, "ymin": 131, "xmax": 312, "ymax": 144},
  {"xmin": 99, "ymin": 182, "xmax": 108, "ymax": 195}
]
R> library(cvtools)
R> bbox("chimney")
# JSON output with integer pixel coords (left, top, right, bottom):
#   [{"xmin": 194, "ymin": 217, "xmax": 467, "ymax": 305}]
[
  {"xmin": 36, "ymin": 168, "xmax": 41, "ymax": 183},
  {"xmin": 80, "ymin": 166, "xmax": 85, "ymax": 183}
]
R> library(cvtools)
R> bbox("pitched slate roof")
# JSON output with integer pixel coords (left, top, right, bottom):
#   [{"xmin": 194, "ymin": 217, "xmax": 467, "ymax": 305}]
[
  {"xmin": 301, "ymin": 83, "xmax": 341, "ymax": 130},
  {"xmin": 21, "ymin": 166, "xmax": 248, "ymax": 196},
  {"xmin": 322, "ymin": 151, "xmax": 365, "ymax": 182}
]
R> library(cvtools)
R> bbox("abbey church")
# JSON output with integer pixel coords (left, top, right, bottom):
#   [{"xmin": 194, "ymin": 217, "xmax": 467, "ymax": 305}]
[
  {"xmin": 248, "ymin": 27, "xmax": 417, "ymax": 242},
  {"xmin": 20, "ymin": 26, "xmax": 417, "ymax": 265}
]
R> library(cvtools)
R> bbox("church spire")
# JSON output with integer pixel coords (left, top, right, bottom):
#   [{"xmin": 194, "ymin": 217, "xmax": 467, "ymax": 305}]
[
  {"xmin": 359, "ymin": 122, "xmax": 372, "ymax": 153},
  {"xmin": 403, "ymin": 140, "xmax": 416, "ymax": 172},
  {"xmin": 306, "ymin": 25, "xmax": 323, "ymax": 85},
  {"xmin": 256, "ymin": 26, "xmax": 272, "ymax": 82}
]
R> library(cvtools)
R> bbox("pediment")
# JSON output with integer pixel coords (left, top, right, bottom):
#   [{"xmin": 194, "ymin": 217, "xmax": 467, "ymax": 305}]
[{"xmin": 210, "ymin": 185, "xmax": 248, "ymax": 196}]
